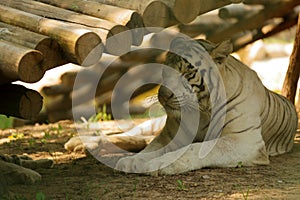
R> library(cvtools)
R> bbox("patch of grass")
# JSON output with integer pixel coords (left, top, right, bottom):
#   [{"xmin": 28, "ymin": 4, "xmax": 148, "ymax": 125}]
[
  {"xmin": 89, "ymin": 104, "xmax": 112, "ymax": 122},
  {"xmin": 242, "ymin": 188, "xmax": 250, "ymax": 200},
  {"xmin": 176, "ymin": 179, "xmax": 187, "ymax": 191},
  {"xmin": 35, "ymin": 191, "xmax": 46, "ymax": 200},
  {"xmin": 0, "ymin": 115, "xmax": 13, "ymax": 129}
]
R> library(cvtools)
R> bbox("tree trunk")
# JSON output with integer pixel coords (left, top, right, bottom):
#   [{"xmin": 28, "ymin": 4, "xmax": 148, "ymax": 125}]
[
  {"xmin": 0, "ymin": 22, "xmax": 66, "ymax": 72},
  {"xmin": 0, "ymin": 40, "xmax": 44, "ymax": 84},
  {"xmin": 281, "ymin": 13, "xmax": 300, "ymax": 104},
  {"xmin": 35, "ymin": 0, "xmax": 145, "ymax": 46},
  {"xmin": 0, "ymin": 5, "xmax": 102, "ymax": 66},
  {"xmin": 0, "ymin": 84, "xmax": 43, "ymax": 119}
]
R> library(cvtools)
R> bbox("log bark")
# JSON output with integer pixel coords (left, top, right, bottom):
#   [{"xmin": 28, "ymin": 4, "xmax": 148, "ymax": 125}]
[
  {"xmin": 0, "ymin": 22, "xmax": 66, "ymax": 72},
  {"xmin": 218, "ymin": 4, "xmax": 259, "ymax": 19},
  {"xmin": 282, "ymin": 13, "xmax": 300, "ymax": 104},
  {"xmin": 41, "ymin": 84, "xmax": 72, "ymax": 96},
  {"xmin": 92, "ymin": 0, "xmax": 174, "ymax": 27},
  {"xmin": 198, "ymin": 0, "xmax": 243, "ymax": 16},
  {"xmin": 0, "ymin": 40, "xmax": 44, "ymax": 84},
  {"xmin": 0, "ymin": 0, "xmax": 129, "ymax": 56},
  {"xmin": 0, "ymin": 5, "xmax": 102, "ymax": 66},
  {"xmin": 35, "ymin": 0, "xmax": 144, "ymax": 46},
  {"xmin": 243, "ymin": 0, "xmax": 281, "ymax": 5},
  {"xmin": 0, "ymin": 84, "xmax": 43, "ymax": 119}
]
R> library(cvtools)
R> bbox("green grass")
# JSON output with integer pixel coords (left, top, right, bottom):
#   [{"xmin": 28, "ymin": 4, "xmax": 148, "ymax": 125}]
[{"xmin": 0, "ymin": 115, "xmax": 13, "ymax": 129}]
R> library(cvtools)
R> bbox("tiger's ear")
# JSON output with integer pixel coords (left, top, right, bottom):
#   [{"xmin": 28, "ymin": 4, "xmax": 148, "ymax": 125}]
[{"xmin": 211, "ymin": 40, "xmax": 233, "ymax": 63}]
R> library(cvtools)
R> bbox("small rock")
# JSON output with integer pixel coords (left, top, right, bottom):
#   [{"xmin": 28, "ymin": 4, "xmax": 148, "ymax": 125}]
[{"xmin": 202, "ymin": 175, "xmax": 210, "ymax": 179}]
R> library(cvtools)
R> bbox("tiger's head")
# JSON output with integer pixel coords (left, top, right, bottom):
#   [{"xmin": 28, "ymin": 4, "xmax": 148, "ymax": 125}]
[{"xmin": 158, "ymin": 37, "xmax": 232, "ymax": 118}]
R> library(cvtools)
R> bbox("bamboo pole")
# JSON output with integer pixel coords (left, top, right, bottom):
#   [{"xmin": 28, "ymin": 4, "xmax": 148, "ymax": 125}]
[
  {"xmin": 0, "ymin": 5, "xmax": 102, "ymax": 65},
  {"xmin": 0, "ymin": 84, "xmax": 43, "ymax": 119},
  {"xmin": 35, "ymin": 0, "xmax": 145, "ymax": 46},
  {"xmin": 0, "ymin": 22, "xmax": 66, "ymax": 72},
  {"xmin": 0, "ymin": 40, "xmax": 44, "ymax": 84},
  {"xmin": 282, "ymin": 13, "xmax": 300, "ymax": 104}
]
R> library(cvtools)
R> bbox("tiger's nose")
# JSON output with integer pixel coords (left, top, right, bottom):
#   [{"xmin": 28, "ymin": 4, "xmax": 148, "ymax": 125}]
[{"xmin": 158, "ymin": 85, "xmax": 174, "ymax": 103}]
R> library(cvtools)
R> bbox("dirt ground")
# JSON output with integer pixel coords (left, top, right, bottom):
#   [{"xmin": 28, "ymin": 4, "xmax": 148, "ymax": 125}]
[{"xmin": 0, "ymin": 120, "xmax": 300, "ymax": 200}]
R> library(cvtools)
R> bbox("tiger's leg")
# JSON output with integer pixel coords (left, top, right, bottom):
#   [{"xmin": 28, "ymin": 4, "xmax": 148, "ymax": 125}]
[{"xmin": 143, "ymin": 129, "xmax": 270, "ymax": 175}]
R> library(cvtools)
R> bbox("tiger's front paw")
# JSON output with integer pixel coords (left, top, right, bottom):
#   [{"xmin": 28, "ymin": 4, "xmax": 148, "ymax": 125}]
[{"xmin": 115, "ymin": 155, "xmax": 149, "ymax": 173}]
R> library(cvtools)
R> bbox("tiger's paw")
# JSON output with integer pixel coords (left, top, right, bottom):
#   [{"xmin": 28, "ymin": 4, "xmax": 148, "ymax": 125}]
[{"xmin": 115, "ymin": 155, "xmax": 149, "ymax": 173}]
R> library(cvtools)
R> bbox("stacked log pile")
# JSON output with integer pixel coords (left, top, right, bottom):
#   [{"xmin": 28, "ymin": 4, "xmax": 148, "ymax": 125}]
[{"xmin": 0, "ymin": 0, "xmax": 298, "ymax": 121}]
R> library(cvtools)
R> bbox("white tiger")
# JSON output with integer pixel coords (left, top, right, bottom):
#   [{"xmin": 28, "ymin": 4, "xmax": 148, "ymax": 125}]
[{"xmin": 115, "ymin": 37, "xmax": 298, "ymax": 175}]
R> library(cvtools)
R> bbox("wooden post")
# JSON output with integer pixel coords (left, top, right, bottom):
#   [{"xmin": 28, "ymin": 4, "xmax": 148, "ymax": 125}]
[
  {"xmin": 0, "ymin": 40, "xmax": 44, "ymax": 84},
  {"xmin": 35, "ymin": 0, "xmax": 145, "ymax": 46},
  {"xmin": 0, "ymin": 5, "xmax": 102, "ymax": 66},
  {"xmin": 0, "ymin": 84, "xmax": 43, "ymax": 119},
  {"xmin": 0, "ymin": 22, "xmax": 66, "ymax": 72},
  {"xmin": 282, "ymin": 14, "xmax": 300, "ymax": 104}
]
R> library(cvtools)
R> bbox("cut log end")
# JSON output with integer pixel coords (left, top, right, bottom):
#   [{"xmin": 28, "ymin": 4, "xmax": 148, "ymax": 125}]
[
  {"xmin": 75, "ymin": 32, "xmax": 103, "ymax": 66},
  {"xmin": 143, "ymin": 1, "xmax": 177, "ymax": 28},
  {"xmin": 19, "ymin": 90, "xmax": 43, "ymax": 119},
  {"xmin": 106, "ymin": 25, "xmax": 132, "ymax": 56},
  {"xmin": 18, "ymin": 50, "xmax": 44, "ymax": 83},
  {"xmin": 173, "ymin": 0, "xmax": 201, "ymax": 24},
  {"xmin": 127, "ymin": 12, "xmax": 145, "ymax": 46},
  {"xmin": 35, "ymin": 37, "xmax": 67, "ymax": 71}
]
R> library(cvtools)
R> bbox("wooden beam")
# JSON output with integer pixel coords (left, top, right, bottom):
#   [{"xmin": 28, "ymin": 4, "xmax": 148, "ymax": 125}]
[
  {"xmin": 0, "ymin": 84, "xmax": 43, "ymax": 119},
  {"xmin": 0, "ymin": 22, "xmax": 66, "ymax": 72},
  {"xmin": 35, "ymin": 0, "xmax": 145, "ymax": 46},
  {"xmin": 0, "ymin": 5, "xmax": 102, "ymax": 66},
  {"xmin": 282, "ymin": 13, "xmax": 300, "ymax": 104},
  {"xmin": 0, "ymin": 40, "xmax": 44, "ymax": 84}
]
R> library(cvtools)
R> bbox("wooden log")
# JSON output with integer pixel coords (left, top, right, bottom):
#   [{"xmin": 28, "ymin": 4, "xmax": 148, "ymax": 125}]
[
  {"xmin": 207, "ymin": 0, "xmax": 300, "ymax": 43},
  {"xmin": 0, "ymin": 84, "xmax": 43, "ymax": 119},
  {"xmin": 232, "ymin": 14, "xmax": 298, "ymax": 51},
  {"xmin": 0, "ymin": 22, "xmax": 66, "ymax": 72},
  {"xmin": 0, "ymin": 40, "xmax": 44, "ymax": 84},
  {"xmin": 282, "ymin": 13, "xmax": 300, "ymax": 104},
  {"xmin": 91, "ymin": 0, "xmax": 176, "ymax": 28},
  {"xmin": 41, "ymin": 84, "xmax": 72, "ymax": 96},
  {"xmin": 218, "ymin": 4, "xmax": 259, "ymax": 19},
  {"xmin": 46, "ymin": 94, "xmax": 72, "ymax": 112},
  {"xmin": 0, "ymin": 0, "xmax": 129, "ymax": 56},
  {"xmin": 35, "ymin": 0, "xmax": 144, "ymax": 46},
  {"xmin": 0, "ymin": 5, "xmax": 102, "ymax": 66},
  {"xmin": 243, "ymin": 0, "xmax": 281, "ymax": 5},
  {"xmin": 156, "ymin": 0, "xmax": 201, "ymax": 24},
  {"xmin": 178, "ymin": 14, "xmax": 226, "ymax": 38},
  {"xmin": 198, "ymin": 0, "xmax": 243, "ymax": 16}
]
